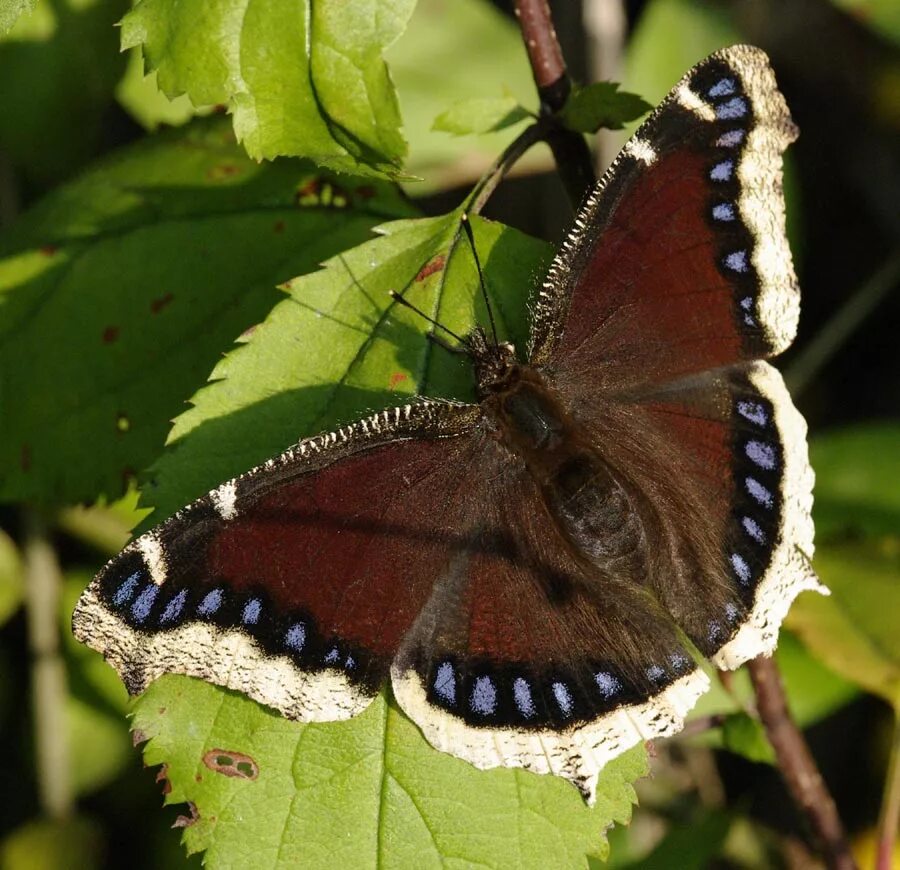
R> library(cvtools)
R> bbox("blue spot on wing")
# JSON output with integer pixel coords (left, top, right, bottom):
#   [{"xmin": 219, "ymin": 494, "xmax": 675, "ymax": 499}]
[
  {"xmin": 160, "ymin": 589, "xmax": 188, "ymax": 624},
  {"xmin": 113, "ymin": 572, "xmax": 141, "ymax": 607},
  {"xmin": 434, "ymin": 662, "xmax": 456, "ymax": 704},
  {"xmin": 242, "ymin": 598, "xmax": 262, "ymax": 625},
  {"xmin": 470, "ymin": 676, "xmax": 497, "ymax": 716},
  {"xmin": 131, "ymin": 585, "xmax": 159, "ymax": 623},
  {"xmin": 285, "ymin": 623, "xmax": 306, "ymax": 652},
  {"xmin": 513, "ymin": 677, "xmax": 536, "ymax": 718},
  {"xmin": 197, "ymin": 588, "xmax": 223, "ymax": 616}
]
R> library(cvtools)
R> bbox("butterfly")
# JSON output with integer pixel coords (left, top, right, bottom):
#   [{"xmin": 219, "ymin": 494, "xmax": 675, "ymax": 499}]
[{"xmin": 73, "ymin": 45, "xmax": 826, "ymax": 804}]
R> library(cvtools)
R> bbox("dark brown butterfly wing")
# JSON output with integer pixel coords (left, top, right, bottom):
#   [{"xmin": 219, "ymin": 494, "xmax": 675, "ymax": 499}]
[
  {"xmin": 530, "ymin": 45, "xmax": 822, "ymax": 670},
  {"xmin": 531, "ymin": 46, "xmax": 798, "ymax": 388}
]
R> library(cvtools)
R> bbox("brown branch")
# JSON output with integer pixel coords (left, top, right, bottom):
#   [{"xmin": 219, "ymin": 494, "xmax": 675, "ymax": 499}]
[
  {"xmin": 512, "ymin": 0, "xmax": 595, "ymax": 207},
  {"xmin": 747, "ymin": 656, "xmax": 856, "ymax": 870}
]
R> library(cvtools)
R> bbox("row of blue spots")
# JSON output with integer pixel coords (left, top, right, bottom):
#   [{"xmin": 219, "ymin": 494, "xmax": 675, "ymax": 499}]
[{"xmin": 434, "ymin": 664, "xmax": 639, "ymax": 720}]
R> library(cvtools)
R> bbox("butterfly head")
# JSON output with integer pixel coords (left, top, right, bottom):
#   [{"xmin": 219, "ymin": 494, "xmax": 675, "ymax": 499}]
[{"xmin": 469, "ymin": 327, "xmax": 519, "ymax": 398}]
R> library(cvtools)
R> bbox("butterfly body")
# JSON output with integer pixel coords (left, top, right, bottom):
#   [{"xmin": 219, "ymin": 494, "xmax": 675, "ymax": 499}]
[{"xmin": 73, "ymin": 45, "xmax": 826, "ymax": 804}]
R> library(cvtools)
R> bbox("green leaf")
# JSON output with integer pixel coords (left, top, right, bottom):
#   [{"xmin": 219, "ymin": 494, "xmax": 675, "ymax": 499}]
[
  {"xmin": 788, "ymin": 424, "xmax": 900, "ymax": 709},
  {"xmin": 809, "ymin": 423, "xmax": 900, "ymax": 539},
  {"xmin": 790, "ymin": 540, "xmax": 900, "ymax": 708},
  {"xmin": 115, "ymin": 46, "xmax": 201, "ymax": 131},
  {"xmin": 560, "ymin": 83, "xmax": 652, "ymax": 133},
  {"xmin": 0, "ymin": 528, "xmax": 23, "ymax": 625},
  {"xmin": 0, "ymin": 0, "xmax": 129, "ymax": 187},
  {"xmin": 140, "ymin": 211, "xmax": 551, "ymax": 525},
  {"xmin": 121, "ymin": 0, "xmax": 415, "ymax": 174},
  {"xmin": 720, "ymin": 713, "xmax": 776, "ymax": 765},
  {"xmin": 134, "ymin": 678, "xmax": 647, "ymax": 866},
  {"xmin": 0, "ymin": 0, "xmax": 36, "ymax": 35},
  {"xmin": 387, "ymin": 0, "xmax": 551, "ymax": 189},
  {"xmin": 433, "ymin": 96, "xmax": 531, "ymax": 136},
  {"xmin": 0, "ymin": 117, "xmax": 412, "ymax": 507}
]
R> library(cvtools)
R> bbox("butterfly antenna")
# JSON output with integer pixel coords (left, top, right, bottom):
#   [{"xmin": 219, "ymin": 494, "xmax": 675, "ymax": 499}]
[
  {"xmin": 461, "ymin": 213, "xmax": 499, "ymax": 346},
  {"xmin": 388, "ymin": 291, "xmax": 472, "ymax": 351}
]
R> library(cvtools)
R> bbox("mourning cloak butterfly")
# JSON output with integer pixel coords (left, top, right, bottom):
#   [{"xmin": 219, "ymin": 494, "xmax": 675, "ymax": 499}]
[{"xmin": 73, "ymin": 46, "xmax": 826, "ymax": 803}]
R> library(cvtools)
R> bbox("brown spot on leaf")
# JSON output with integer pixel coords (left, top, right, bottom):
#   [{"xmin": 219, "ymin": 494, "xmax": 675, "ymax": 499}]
[
  {"xmin": 415, "ymin": 255, "xmax": 446, "ymax": 282},
  {"xmin": 273, "ymin": 219, "xmax": 285, "ymax": 234},
  {"xmin": 132, "ymin": 729, "xmax": 148, "ymax": 747},
  {"xmin": 173, "ymin": 802, "xmax": 199, "ymax": 829},
  {"xmin": 20, "ymin": 444, "xmax": 31, "ymax": 472},
  {"xmin": 122, "ymin": 467, "xmax": 137, "ymax": 488},
  {"xmin": 239, "ymin": 323, "xmax": 259, "ymax": 340},
  {"xmin": 388, "ymin": 372, "xmax": 408, "ymax": 390},
  {"xmin": 40, "ymin": 244, "xmax": 58, "ymax": 256},
  {"xmin": 202, "ymin": 748, "xmax": 259, "ymax": 780},
  {"xmin": 355, "ymin": 185, "xmax": 376, "ymax": 200},
  {"xmin": 102, "ymin": 325, "xmax": 119, "ymax": 344},
  {"xmin": 295, "ymin": 178, "xmax": 322, "ymax": 203},
  {"xmin": 156, "ymin": 765, "xmax": 172, "ymax": 795},
  {"xmin": 150, "ymin": 293, "xmax": 174, "ymax": 314}
]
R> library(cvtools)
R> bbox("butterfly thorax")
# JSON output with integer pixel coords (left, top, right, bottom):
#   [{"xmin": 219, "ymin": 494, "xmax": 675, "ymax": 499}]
[{"xmin": 476, "ymin": 346, "xmax": 644, "ymax": 566}]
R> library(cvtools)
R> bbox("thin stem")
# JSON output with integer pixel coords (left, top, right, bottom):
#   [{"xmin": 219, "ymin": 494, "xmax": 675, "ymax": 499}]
[
  {"xmin": 876, "ymin": 714, "xmax": 900, "ymax": 870},
  {"xmin": 786, "ymin": 252, "xmax": 900, "ymax": 397},
  {"xmin": 747, "ymin": 656, "xmax": 856, "ymax": 870},
  {"xmin": 23, "ymin": 509, "xmax": 73, "ymax": 820},
  {"xmin": 464, "ymin": 121, "xmax": 546, "ymax": 217},
  {"xmin": 513, "ymin": 0, "xmax": 595, "ymax": 206}
]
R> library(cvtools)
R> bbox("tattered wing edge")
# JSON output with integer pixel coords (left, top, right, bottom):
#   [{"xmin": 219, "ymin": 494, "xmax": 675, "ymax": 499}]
[
  {"xmin": 391, "ymin": 663, "xmax": 709, "ymax": 805},
  {"xmin": 713, "ymin": 361, "xmax": 827, "ymax": 669}
]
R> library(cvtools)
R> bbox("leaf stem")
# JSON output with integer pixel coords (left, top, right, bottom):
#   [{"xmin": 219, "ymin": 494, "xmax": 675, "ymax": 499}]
[
  {"xmin": 513, "ymin": 0, "xmax": 595, "ymax": 206},
  {"xmin": 23, "ymin": 509, "xmax": 73, "ymax": 820},
  {"xmin": 465, "ymin": 122, "xmax": 546, "ymax": 217},
  {"xmin": 747, "ymin": 655, "xmax": 856, "ymax": 869},
  {"xmin": 876, "ymin": 713, "xmax": 900, "ymax": 870}
]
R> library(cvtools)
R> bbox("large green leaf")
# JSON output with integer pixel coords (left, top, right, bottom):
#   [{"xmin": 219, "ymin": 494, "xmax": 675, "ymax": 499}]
[
  {"xmin": 127, "ymin": 214, "xmax": 648, "ymax": 863},
  {"xmin": 0, "ymin": 0, "xmax": 129, "ymax": 187},
  {"xmin": 135, "ymin": 679, "xmax": 647, "ymax": 867},
  {"xmin": 0, "ymin": 117, "xmax": 412, "ymax": 507},
  {"xmin": 121, "ymin": 0, "xmax": 414, "ymax": 174},
  {"xmin": 140, "ymin": 212, "xmax": 549, "ymax": 525},
  {"xmin": 789, "ymin": 424, "xmax": 900, "ymax": 708}
]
